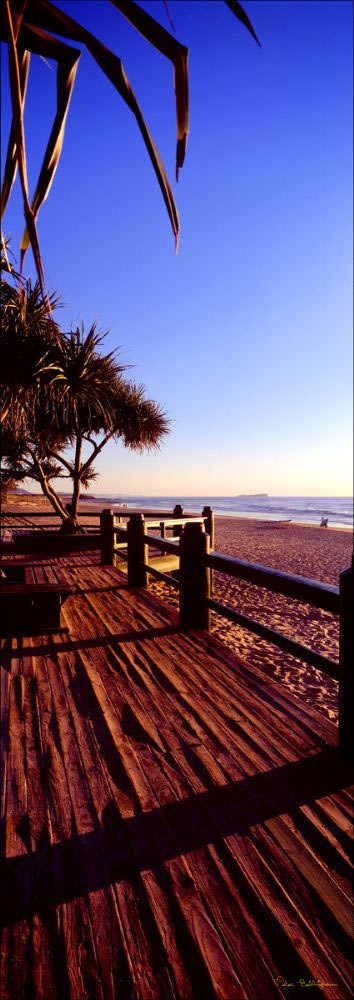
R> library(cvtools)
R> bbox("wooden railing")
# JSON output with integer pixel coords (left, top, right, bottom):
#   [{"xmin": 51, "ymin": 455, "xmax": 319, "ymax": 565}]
[
  {"xmin": 100, "ymin": 509, "xmax": 353, "ymax": 756},
  {"xmin": 0, "ymin": 510, "xmax": 101, "ymax": 533}
]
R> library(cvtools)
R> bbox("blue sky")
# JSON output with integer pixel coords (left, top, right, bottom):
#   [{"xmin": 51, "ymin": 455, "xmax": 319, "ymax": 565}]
[{"xmin": 1, "ymin": 0, "xmax": 353, "ymax": 496}]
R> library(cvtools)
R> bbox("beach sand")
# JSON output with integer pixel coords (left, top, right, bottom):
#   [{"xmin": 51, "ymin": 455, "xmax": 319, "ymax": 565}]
[
  {"xmin": 2, "ymin": 501, "xmax": 352, "ymax": 722},
  {"xmin": 148, "ymin": 516, "xmax": 353, "ymax": 723}
]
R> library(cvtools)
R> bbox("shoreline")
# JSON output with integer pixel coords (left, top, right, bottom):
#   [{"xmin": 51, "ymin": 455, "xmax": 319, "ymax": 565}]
[
  {"xmin": 3, "ymin": 492, "xmax": 354, "ymax": 532},
  {"xmin": 2, "ymin": 497, "xmax": 352, "ymax": 533},
  {"xmin": 213, "ymin": 513, "xmax": 353, "ymax": 533}
]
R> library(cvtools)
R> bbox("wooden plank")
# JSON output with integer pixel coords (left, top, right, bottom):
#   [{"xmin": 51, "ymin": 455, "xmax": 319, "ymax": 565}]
[
  {"xmin": 43, "ymin": 565, "xmax": 58, "ymax": 584},
  {"xmin": 32, "ymin": 646, "xmax": 105, "ymax": 1000},
  {"xmin": 118, "ymin": 746, "xmax": 247, "ymax": 999},
  {"xmin": 166, "ymin": 742, "xmax": 351, "ymax": 993},
  {"xmin": 80, "ymin": 591, "xmax": 205, "ymax": 752},
  {"xmin": 139, "ymin": 746, "xmax": 282, "ymax": 999},
  {"xmin": 51, "ymin": 637, "xmax": 138, "ymax": 999},
  {"xmin": 2, "ymin": 555, "xmax": 352, "ymax": 1000},
  {"xmin": 19, "ymin": 639, "xmax": 68, "ymax": 999},
  {"xmin": 0, "ymin": 641, "xmax": 11, "ymax": 843},
  {"xmin": 178, "ymin": 626, "xmax": 338, "ymax": 744},
  {"xmin": 24, "ymin": 566, "xmax": 36, "ymax": 585},
  {"xmin": 65, "ymin": 584, "xmax": 350, "ymax": 988},
  {"xmin": 191, "ymin": 745, "xmax": 353, "ymax": 989},
  {"xmin": 0, "ymin": 582, "xmax": 70, "ymax": 594},
  {"xmin": 1, "ymin": 641, "xmax": 32, "ymax": 998},
  {"xmin": 54, "ymin": 636, "xmax": 194, "ymax": 998},
  {"xmin": 76, "ymin": 576, "xmax": 332, "ymax": 768},
  {"xmin": 154, "ymin": 630, "xmax": 318, "ymax": 758}
]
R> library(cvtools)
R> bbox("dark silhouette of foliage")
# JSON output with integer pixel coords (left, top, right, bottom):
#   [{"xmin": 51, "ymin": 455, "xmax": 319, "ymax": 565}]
[{"xmin": 1, "ymin": 250, "xmax": 169, "ymax": 531}]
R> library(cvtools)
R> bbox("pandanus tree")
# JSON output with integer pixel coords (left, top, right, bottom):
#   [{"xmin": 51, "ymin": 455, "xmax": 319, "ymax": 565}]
[
  {"xmin": 1, "ymin": 327, "xmax": 169, "ymax": 531},
  {"xmin": 1, "ymin": 264, "xmax": 169, "ymax": 531},
  {"xmin": 0, "ymin": 236, "xmax": 61, "ymax": 427},
  {"xmin": 1, "ymin": 0, "xmax": 260, "ymax": 291}
]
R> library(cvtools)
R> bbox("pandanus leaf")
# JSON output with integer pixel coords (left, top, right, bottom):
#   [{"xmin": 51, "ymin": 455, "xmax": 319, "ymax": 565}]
[
  {"xmin": 111, "ymin": 0, "xmax": 189, "ymax": 178},
  {"xmin": 1, "ymin": 46, "xmax": 30, "ymax": 219},
  {"xmin": 225, "ymin": 0, "xmax": 261, "ymax": 47},
  {"xmin": 19, "ymin": 24, "xmax": 80, "ymax": 255},
  {"xmin": 162, "ymin": 1, "xmax": 176, "ymax": 34},
  {"xmin": 24, "ymin": 0, "xmax": 180, "ymax": 246},
  {"xmin": 1, "ymin": 0, "xmax": 260, "ymax": 286},
  {"xmin": 8, "ymin": 0, "xmax": 28, "ymax": 42},
  {"xmin": 3, "ymin": 1, "xmax": 45, "ymax": 293}
]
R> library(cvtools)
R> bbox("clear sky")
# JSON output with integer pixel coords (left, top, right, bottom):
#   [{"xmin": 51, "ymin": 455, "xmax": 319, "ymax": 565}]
[{"xmin": 1, "ymin": 0, "xmax": 353, "ymax": 496}]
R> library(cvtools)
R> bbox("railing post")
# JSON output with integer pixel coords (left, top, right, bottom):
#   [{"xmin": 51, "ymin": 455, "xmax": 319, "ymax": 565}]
[
  {"xmin": 101, "ymin": 508, "xmax": 115, "ymax": 565},
  {"xmin": 180, "ymin": 522, "xmax": 210, "ymax": 629},
  {"xmin": 202, "ymin": 506, "xmax": 215, "ymax": 549},
  {"xmin": 127, "ymin": 514, "xmax": 147, "ymax": 588},
  {"xmin": 160, "ymin": 520, "xmax": 166, "ymax": 555},
  {"xmin": 338, "ymin": 566, "xmax": 353, "ymax": 756},
  {"xmin": 202, "ymin": 505, "xmax": 214, "ymax": 594},
  {"xmin": 173, "ymin": 503, "xmax": 184, "ymax": 540}
]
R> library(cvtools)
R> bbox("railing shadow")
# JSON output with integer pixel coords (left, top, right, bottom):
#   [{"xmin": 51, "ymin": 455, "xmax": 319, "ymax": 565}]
[
  {"xmin": 1, "ymin": 747, "xmax": 352, "ymax": 926},
  {"xmin": 3, "ymin": 624, "xmax": 182, "ymax": 660}
]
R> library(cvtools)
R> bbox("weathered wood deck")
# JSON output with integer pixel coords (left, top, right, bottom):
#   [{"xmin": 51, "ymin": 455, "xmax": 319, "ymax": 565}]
[{"xmin": 1, "ymin": 551, "xmax": 353, "ymax": 999}]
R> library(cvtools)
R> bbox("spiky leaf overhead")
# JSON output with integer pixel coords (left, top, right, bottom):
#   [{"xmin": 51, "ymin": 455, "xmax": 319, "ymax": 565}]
[{"xmin": 1, "ymin": 0, "xmax": 260, "ymax": 288}]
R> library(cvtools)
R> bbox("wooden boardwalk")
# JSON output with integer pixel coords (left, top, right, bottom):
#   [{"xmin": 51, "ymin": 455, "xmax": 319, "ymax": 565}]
[{"xmin": 1, "ymin": 551, "xmax": 353, "ymax": 999}]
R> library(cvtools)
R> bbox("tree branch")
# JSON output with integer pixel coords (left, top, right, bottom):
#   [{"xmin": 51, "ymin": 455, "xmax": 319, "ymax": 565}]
[
  {"xmin": 80, "ymin": 431, "xmax": 114, "ymax": 477},
  {"xmin": 46, "ymin": 447, "xmax": 73, "ymax": 475},
  {"xmin": 82, "ymin": 434, "xmax": 97, "ymax": 449}
]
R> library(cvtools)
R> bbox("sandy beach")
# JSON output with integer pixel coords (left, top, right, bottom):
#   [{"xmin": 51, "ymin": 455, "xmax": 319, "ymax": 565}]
[
  {"xmin": 2, "ymin": 500, "xmax": 352, "ymax": 722},
  {"xmin": 148, "ymin": 515, "xmax": 353, "ymax": 723}
]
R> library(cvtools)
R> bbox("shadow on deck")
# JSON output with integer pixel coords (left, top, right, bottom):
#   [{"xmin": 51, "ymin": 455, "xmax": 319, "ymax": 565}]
[{"xmin": 1, "ymin": 550, "xmax": 353, "ymax": 1000}]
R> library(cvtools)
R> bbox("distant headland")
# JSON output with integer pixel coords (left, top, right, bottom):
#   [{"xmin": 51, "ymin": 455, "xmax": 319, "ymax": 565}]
[{"xmin": 236, "ymin": 493, "xmax": 268, "ymax": 499}]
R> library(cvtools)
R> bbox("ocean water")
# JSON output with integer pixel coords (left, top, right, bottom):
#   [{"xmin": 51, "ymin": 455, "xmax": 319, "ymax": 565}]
[{"xmin": 93, "ymin": 495, "xmax": 353, "ymax": 529}]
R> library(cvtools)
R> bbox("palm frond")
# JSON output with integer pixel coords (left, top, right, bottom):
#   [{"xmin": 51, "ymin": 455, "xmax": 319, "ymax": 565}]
[
  {"xmin": 80, "ymin": 466, "xmax": 98, "ymax": 487},
  {"xmin": 111, "ymin": 380, "xmax": 170, "ymax": 449}
]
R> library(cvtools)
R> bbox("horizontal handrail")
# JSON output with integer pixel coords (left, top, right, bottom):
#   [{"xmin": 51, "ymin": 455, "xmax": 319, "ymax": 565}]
[
  {"xmin": 0, "ymin": 510, "xmax": 101, "ymax": 518},
  {"xmin": 143, "ymin": 517, "xmax": 205, "ymax": 529},
  {"xmin": 143, "ymin": 562, "xmax": 180, "ymax": 588},
  {"xmin": 112, "ymin": 517, "xmax": 204, "ymax": 532},
  {"xmin": 111, "ymin": 523, "xmax": 181, "ymax": 555},
  {"xmin": 1, "ymin": 511, "xmax": 58, "ymax": 519},
  {"xmin": 206, "ymin": 597, "xmax": 339, "ymax": 679},
  {"xmin": 111, "ymin": 506, "xmax": 203, "ymax": 518},
  {"xmin": 207, "ymin": 551, "xmax": 340, "ymax": 614},
  {"xmin": 143, "ymin": 533, "xmax": 180, "ymax": 554}
]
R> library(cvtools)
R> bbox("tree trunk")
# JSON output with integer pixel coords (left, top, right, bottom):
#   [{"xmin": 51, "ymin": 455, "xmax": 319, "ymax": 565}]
[
  {"xmin": 61, "ymin": 435, "xmax": 84, "ymax": 533},
  {"xmin": 32, "ymin": 453, "xmax": 83, "ymax": 533},
  {"xmin": 59, "ymin": 512, "xmax": 84, "ymax": 534}
]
